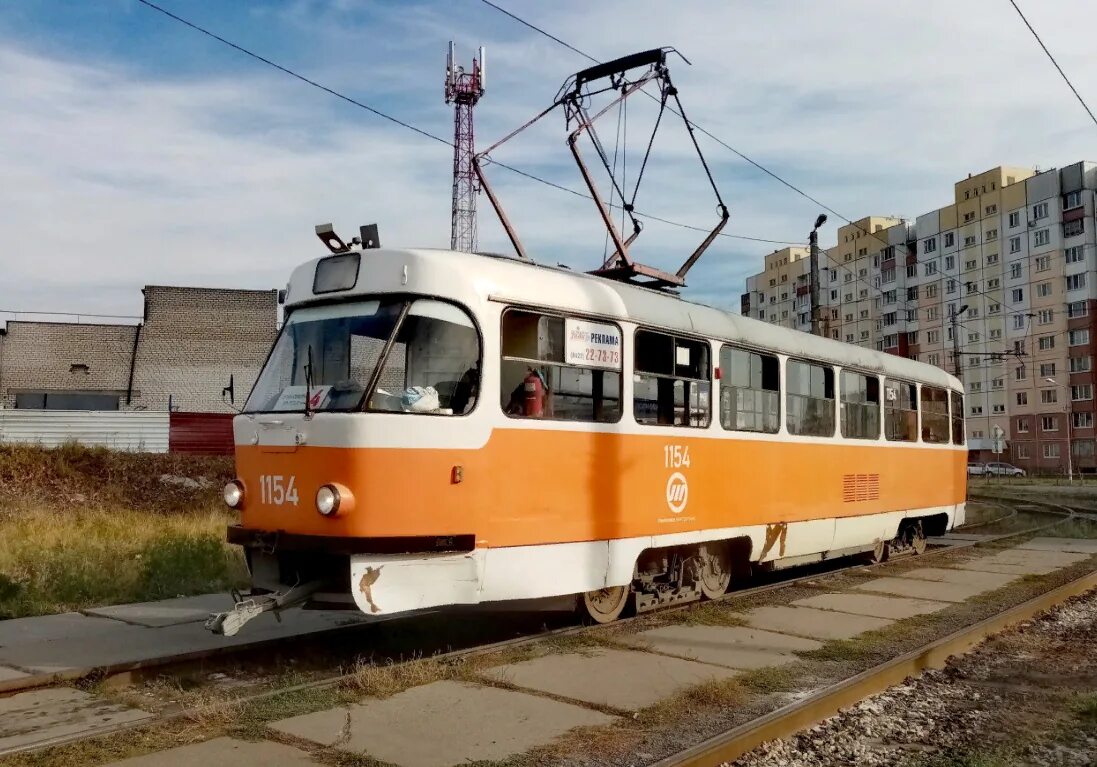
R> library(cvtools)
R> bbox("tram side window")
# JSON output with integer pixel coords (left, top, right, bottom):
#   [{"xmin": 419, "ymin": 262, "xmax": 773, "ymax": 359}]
[
  {"xmin": 719, "ymin": 346, "xmax": 779, "ymax": 433},
  {"xmin": 499, "ymin": 309, "xmax": 622, "ymax": 422},
  {"xmin": 786, "ymin": 360, "xmax": 835, "ymax": 437},
  {"xmin": 884, "ymin": 379, "xmax": 918, "ymax": 441},
  {"xmin": 634, "ymin": 330, "xmax": 710, "ymax": 427},
  {"xmin": 920, "ymin": 386, "xmax": 950, "ymax": 443},
  {"xmin": 951, "ymin": 391, "xmax": 965, "ymax": 445},
  {"xmin": 840, "ymin": 370, "xmax": 880, "ymax": 440}
]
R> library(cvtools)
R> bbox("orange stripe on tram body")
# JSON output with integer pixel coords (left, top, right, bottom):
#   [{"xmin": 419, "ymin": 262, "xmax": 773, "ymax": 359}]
[{"xmin": 235, "ymin": 430, "xmax": 967, "ymax": 548}]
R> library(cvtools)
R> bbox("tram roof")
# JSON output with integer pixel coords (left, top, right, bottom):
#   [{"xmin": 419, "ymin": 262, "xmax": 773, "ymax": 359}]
[{"xmin": 287, "ymin": 248, "xmax": 962, "ymax": 391}]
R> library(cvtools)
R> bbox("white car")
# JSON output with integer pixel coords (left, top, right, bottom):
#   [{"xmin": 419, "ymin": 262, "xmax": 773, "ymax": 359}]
[
  {"xmin": 967, "ymin": 463, "xmax": 986, "ymax": 476},
  {"xmin": 983, "ymin": 462, "xmax": 1026, "ymax": 477}
]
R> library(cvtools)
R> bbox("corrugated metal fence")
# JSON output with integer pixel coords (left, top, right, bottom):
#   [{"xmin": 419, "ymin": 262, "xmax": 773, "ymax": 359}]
[{"xmin": 0, "ymin": 410, "xmax": 170, "ymax": 452}]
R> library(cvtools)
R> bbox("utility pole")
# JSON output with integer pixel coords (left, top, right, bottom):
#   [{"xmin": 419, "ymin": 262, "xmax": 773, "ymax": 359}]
[
  {"xmin": 444, "ymin": 42, "xmax": 486, "ymax": 253},
  {"xmin": 951, "ymin": 303, "xmax": 968, "ymax": 382},
  {"xmin": 809, "ymin": 214, "xmax": 827, "ymax": 336}
]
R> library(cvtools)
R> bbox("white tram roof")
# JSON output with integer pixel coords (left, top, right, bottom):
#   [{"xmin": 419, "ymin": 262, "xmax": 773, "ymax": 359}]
[{"xmin": 286, "ymin": 248, "xmax": 962, "ymax": 392}]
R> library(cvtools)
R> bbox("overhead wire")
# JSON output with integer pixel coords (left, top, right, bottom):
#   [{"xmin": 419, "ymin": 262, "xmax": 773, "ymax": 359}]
[
  {"xmin": 134, "ymin": 0, "xmax": 800, "ymax": 248},
  {"xmin": 1007, "ymin": 0, "xmax": 1097, "ymax": 132}
]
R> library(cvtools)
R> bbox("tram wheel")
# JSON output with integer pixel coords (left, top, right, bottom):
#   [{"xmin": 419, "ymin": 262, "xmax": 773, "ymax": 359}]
[
  {"xmin": 697, "ymin": 542, "xmax": 732, "ymax": 599},
  {"xmin": 581, "ymin": 586, "xmax": 630, "ymax": 624}
]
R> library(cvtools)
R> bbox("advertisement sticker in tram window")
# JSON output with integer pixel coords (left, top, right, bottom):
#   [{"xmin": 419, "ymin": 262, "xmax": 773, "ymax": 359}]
[
  {"xmin": 564, "ymin": 319, "xmax": 622, "ymax": 369},
  {"xmin": 273, "ymin": 384, "xmax": 332, "ymax": 411}
]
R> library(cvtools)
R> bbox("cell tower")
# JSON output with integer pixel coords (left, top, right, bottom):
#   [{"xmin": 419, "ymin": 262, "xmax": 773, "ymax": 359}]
[{"xmin": 444, "ymin": 42, "xmax": 485, "ymax": 253}]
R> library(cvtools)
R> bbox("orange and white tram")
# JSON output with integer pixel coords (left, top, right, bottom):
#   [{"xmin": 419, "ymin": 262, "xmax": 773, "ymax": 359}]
[{"xmin": 213, "ymin": 242, "xmax": 967, "ymax": 634}]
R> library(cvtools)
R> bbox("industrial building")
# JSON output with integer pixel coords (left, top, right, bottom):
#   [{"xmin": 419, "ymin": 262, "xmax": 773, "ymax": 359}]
[
  {"xmin": 741, "ymin": 162, "xmax": 1097, "ymax": 474},
  {"xmin": 0, "ymin": 285, "xmax": 278, "ymax": 413}
]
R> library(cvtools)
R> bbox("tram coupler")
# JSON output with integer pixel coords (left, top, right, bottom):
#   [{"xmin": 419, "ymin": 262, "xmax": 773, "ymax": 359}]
[{"xmin": 205, "ymin": 580, "xmax": 323, "ymax": 637}]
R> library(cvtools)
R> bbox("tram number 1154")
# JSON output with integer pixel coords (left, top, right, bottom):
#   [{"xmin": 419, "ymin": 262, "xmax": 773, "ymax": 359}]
[
  {"xmin": 663, "ymin": 445, "xmax": 691, "ymax": 469},
  {"xmin": 259, "ymin": 474, "xmax": 299, "ymax": 506}
]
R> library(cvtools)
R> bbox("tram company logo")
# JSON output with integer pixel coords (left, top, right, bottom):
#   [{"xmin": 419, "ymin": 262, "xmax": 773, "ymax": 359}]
[{"xmin": 665, "ymin": 472, "xmax": 689, "ymax": 514}]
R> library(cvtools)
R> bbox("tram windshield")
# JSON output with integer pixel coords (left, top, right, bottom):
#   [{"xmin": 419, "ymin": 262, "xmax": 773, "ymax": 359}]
[{"xmin": 244, "ymin": 297, "xmax": 481, "ymax": 415}]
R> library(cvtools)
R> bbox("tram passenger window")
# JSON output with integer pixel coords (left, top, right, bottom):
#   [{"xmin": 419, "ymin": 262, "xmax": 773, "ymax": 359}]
[
  {"xmin": 244, "ymin": 298, "xmax": 481, "ymax": 415},
  {"xmin": 840, "ymin": 370, "xmax": 880, "ymax": 440},
  {"xmin": 719, "ymin": 346, "xmax": 779, "ymax": 433},
  {"xmin": 920, "ymin": 386, "xmax": 950, "ymax": 443},
  {"xmin": 951, "ymin": 391, "xmax": 965, "ymax": 445},
  {"xmin": 369, "ymin": 299, "xmax": 481, "ymax": 415},
  {"xmin": 634, "ymin": 330, "xmax": 710, "ymax": 427},
  {"xmin": 786, "ymin": 360, "xmax": 835, "ymax": 437},
  {"xmin": 499, "ymin": 309, "xmax": 622, "ymax": 422},
  {"xmin": 884, "ymin": 379, "xmax": 918, "ymax": 441}
]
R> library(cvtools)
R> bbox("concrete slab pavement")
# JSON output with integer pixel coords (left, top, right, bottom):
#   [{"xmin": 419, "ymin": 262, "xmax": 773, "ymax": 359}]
[
  {"xmin": 623, "ymin": 625, "xmax": 822, "ymax": 669},
  {"xmin": 0, "ymin": 606, "xmax": 371, "ymax": 677},
  {"xmin": 485, "ymin": 647, "xmax": 738, "ymax": 711},
  {"xmin": 791, "ymin": 593, "xmax": 949, "ymax": 620},
  {"xmin": 0, "ymin": 612, "xmax": 126, "ymax": 647},
  {"xmin": 1019, "ymin": 537, "xmax": 1097, "ymax": 555},
  {"xmin": 897, "ymin": 567, "xmax": 1018, "ymax": 590},
  {"xmin": 271, "ymin": 680, "xmax": 615, "ymax": 767},
  {"xmin": 83, "ymin": 594, "xmax": 236, "ymax": 628},
  {"xmin": 105, "ymin": 738, "xmax": 321, "ymax": 767},
  {"xmin": 853, "ymin": 577, "xmax": 990, "ymax": 602},
  {"xmin": 0, "ymin": 687, "xmax": 152, "ymax": 755},
  {"xmin": 741, "ymin": 605, "xmax": 893, "ymax": 640}
]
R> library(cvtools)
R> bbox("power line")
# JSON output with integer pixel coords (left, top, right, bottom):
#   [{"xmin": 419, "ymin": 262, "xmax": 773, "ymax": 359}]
[
  {"xmin": 135, "ymin": 0, "xmax": 798, "ymax": 248},
  {"xmin": 1007, "ymin": 0, "xmax": 1097, "ymax": 131}
]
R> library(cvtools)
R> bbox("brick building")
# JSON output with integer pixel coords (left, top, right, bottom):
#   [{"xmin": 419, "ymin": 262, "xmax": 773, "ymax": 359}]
[{"xmin": 0, "ymin": 286, "xmax": 278, "ymax": 413}]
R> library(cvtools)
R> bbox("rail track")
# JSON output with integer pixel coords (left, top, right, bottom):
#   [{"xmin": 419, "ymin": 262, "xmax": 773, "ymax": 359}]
[{"xmin": 3, "ymin": 497, "xmax": 1090, "ymax": 763}]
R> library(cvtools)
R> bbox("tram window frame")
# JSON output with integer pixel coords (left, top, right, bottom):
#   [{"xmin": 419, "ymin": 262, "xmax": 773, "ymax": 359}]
[
  {"xmin": 718, "ymin": 345, "xmax": 779, "ymax": 433},
  {"xmin": 499, "ymin": 308, "xmax": 623, "ymax": 424},
  {"xmin": 884, "ymin": 378, "xmax": 919, "ymax": 442},
  {"xmin": 839, "ymin": 369, "xmax": 880, "ymax": 440},
  {"xmin": 951, "ymin": 390, "xmax": 965, "ymax": 445},
  {"xmin": 920, "ymin": 385, "xmax": 951, "ymax": 443},
  {"xmin": 785, "ymin": 359, "xmax": 836, "ymax": 437},
  {"xmin": 634, "ymin": 329, "xmax": 711, "ymax": 428}
]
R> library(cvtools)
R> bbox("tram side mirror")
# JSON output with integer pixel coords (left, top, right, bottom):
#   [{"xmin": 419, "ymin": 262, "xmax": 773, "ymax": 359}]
[{"xmin": 222, "ymin": 374, "xmax": 235, "ymax": 406}]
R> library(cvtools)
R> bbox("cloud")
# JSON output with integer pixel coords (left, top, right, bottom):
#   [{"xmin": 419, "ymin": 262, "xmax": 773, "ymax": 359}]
[{"xmin": 2, "ymin": 0, "xmax": 1096, "ymax": 320}]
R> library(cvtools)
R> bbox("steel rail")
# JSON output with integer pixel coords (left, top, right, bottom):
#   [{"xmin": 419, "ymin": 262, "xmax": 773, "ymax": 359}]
[{"xmin": 653, "ymin": 565, "xmax": 1097, "ymax": 767}]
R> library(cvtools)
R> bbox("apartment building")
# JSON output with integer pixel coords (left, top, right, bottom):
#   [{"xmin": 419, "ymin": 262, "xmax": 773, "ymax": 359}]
[{"xmin": 741, "ymin": 162, "xmax": 1097, "ymax": 475}]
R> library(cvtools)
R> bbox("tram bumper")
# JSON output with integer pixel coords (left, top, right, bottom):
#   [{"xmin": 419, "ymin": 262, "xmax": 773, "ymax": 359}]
[{"xmin": 349, "ymin": 550, "xmax": 485, "ymax": 615}]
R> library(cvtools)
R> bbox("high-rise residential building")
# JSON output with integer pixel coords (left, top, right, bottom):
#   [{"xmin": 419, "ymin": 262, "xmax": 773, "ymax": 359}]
[{"xmin": 741, "ymin": 163, "xmax": 1097, "ymax": 475}]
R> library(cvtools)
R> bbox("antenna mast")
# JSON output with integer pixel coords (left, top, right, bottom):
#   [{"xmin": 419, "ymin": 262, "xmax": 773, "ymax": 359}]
[{"xmin": 444, "ymin": 42, "xmax": 486, "ymax": 253}]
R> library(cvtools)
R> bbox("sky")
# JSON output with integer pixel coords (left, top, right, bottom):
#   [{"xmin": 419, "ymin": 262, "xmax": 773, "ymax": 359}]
[{"xmin": 2, "ymin": 0, "xmax": 1097, "ymax": 322}]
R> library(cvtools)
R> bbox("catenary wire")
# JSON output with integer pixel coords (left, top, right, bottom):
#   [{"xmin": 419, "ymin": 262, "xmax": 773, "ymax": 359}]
[{"xmin": 1007, "ymin": 0, "xmax": 1097, "ymax": 132}]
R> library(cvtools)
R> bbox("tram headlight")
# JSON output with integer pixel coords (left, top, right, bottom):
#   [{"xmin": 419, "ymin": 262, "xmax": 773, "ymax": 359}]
[
  {"xmin": 316, "ymin": 484, "xmax": 341, "ymax": 517},
  {"xmin": 223, "ymin": 480, "xmax": 244, "ymax": 509}
]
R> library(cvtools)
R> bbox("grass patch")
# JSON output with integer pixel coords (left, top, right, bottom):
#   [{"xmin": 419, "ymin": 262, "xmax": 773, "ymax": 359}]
[
  {"xmin": 0, "ymin": 442, "xmax": 232, "ymax": 515},
  {"xmin": 1075, "ymin": 692, "xmax": 1097, "ymax": 724},
  {"xmin": 737, "ymin": 663, "xmax": 799, "ymax": 694},
  {"xmin": 0, "ymin": 506, "xmax": 247, "ymax": 617},
  {"xmin": 345, "ymin": 654, "xmax": 473, "ymax": 699},
  {"xmin": 1049, "ymin": 517, "xmax": 1097, "ymax": 539},
  {"xmin": 668, "ymin": 601, "xmax": 749, "ymax": 628},
  {"xmin": 0, "ymin": 442, "xmax": 245, "ymax": 617}
]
